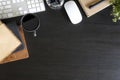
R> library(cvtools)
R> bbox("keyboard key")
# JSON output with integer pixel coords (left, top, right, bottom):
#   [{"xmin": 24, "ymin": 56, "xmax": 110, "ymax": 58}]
[
  {"xmin": 40, "ymin": 3, "xmax": 45, "ymax": 11},
  {"xmin": 29, "ymin": 8, "xmax": 36, "ymax": 13},
  {"xmin": 27, "ymin": 1, "xmax": 30, "ymax": 4},
  {"xmin": 7, "ymin": 1, "xmax": 11, "ymax": 4},
  {"xmin": 17, "ymin": 0, "xmax": 20, "ymax": 2},
  {"xmin": 8, "ymin": 13, "xmax": 13, "ymax": 17},
  {"xmin": 0, "ymin": 7, "xmax": 3, "ymax": 10},
  {"xmin": 0, "ymin": 15, "xmax": 2, "ymax": 18},
  {"xmin": 2, "ymin": 14, "xmax": 7, "ymax": 18},
  {"xmin": 7, "ymin": 9, "xmax": 12, "ymax": 12},
  {"xmin": 24, "ymin": 11, "xmax": 28, "ymax": 14},
  {"xmin": 4, "ymin": 5, "xmax": 11, "ymax": 9},
  {"xmin": 28, "ymin": 5, "xmax": 32, "ymax": 8},
  {"xmin": 12, "ymin": 0, "xmax": 16, "ymax": 3},
  {"xmin": 18, "ymin": 7, "xmax": 23, "ymax": 10},
  {"xmin": 35, "ymin": 0, "xmax": 38, "ymax": 2},
  {"xmin": 20, "ymin": 11, "xmax": 23, "ymax": 15},
  {"xmin": 0, "ymin": 11, "xmax": 2, "ymax": 14},
  {"xmin": 36, "ymin": 3, "xmax": 39, "ymax": 7},
  {"xmin": 36, "ymin": 7, "xmax": 40, "ymax": 11},
  {"xmin": 32, "ymin": 4, "xmax": 35, "ymax": 7},
  {"xmin": 2, "ymin": 2, "xmax": 6, "ymax": 5},
  {"xmin": 4, "ymin": 9, "xmax": 12, "ymax": 13},
  {"xmin": 31, "ymin": 0, "xmax": 34, "ymax": 3}
]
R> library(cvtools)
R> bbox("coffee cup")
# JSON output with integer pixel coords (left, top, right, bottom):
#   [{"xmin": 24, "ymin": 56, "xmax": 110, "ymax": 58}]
[{"xmin": 20, "ymin": 13, "xmax": 40, "ymax": 37}]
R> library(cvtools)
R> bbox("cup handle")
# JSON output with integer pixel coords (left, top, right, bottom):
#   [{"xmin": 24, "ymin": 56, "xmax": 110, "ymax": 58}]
[{"xmin": 33, "ymin": 31, "xmax": 37, "ymax": 37}]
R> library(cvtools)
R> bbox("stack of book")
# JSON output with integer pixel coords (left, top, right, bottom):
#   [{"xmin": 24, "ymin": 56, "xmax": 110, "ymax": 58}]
[{"xmin": 0, "ymin": 21, "xmax": 29, "ymax": 64}]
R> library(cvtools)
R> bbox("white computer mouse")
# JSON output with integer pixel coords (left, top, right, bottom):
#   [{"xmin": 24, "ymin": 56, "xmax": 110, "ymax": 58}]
[{"xmin": 64, "ymin": 0, "xmax": 82, "ymax": 24}]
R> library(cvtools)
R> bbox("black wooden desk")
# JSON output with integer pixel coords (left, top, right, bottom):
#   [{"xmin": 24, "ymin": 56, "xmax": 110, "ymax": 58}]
[{"xmin": 0, "ymin": 0, "xmax": 120, "ymax": 80}]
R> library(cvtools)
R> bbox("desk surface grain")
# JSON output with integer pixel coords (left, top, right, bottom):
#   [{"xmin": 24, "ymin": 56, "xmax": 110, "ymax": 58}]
[{"xmin": 0, "ymin": 0, "xmax": 120, "ymax": 80}]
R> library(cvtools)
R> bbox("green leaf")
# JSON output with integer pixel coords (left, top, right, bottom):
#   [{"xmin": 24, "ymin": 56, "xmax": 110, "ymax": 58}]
[{"xmin": 111, "ymin": 0, "xmax": 120, "ymax": 22}]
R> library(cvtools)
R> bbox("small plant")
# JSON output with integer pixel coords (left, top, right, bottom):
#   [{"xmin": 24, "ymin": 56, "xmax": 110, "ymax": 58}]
[{"xmin": 110, "ymin": 0, "xmax": 120, "ymax": 22}]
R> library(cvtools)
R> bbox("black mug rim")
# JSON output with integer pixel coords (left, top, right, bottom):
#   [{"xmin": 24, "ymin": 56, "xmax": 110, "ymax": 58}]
[{"xmin": 20, "ymin": 13, "xmax": 40, "ymax": 32}]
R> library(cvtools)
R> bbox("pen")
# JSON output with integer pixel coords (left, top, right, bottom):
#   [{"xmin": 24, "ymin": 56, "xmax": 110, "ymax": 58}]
[{"xmin": 88, "ymin": 0, "xmax": 105, "ymax": 9}]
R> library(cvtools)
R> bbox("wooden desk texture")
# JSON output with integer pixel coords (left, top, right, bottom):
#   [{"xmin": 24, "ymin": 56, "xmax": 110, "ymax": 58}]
[{"xmin": 0, "ymin": 0, "xmax": 120, "ymax": 80}]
